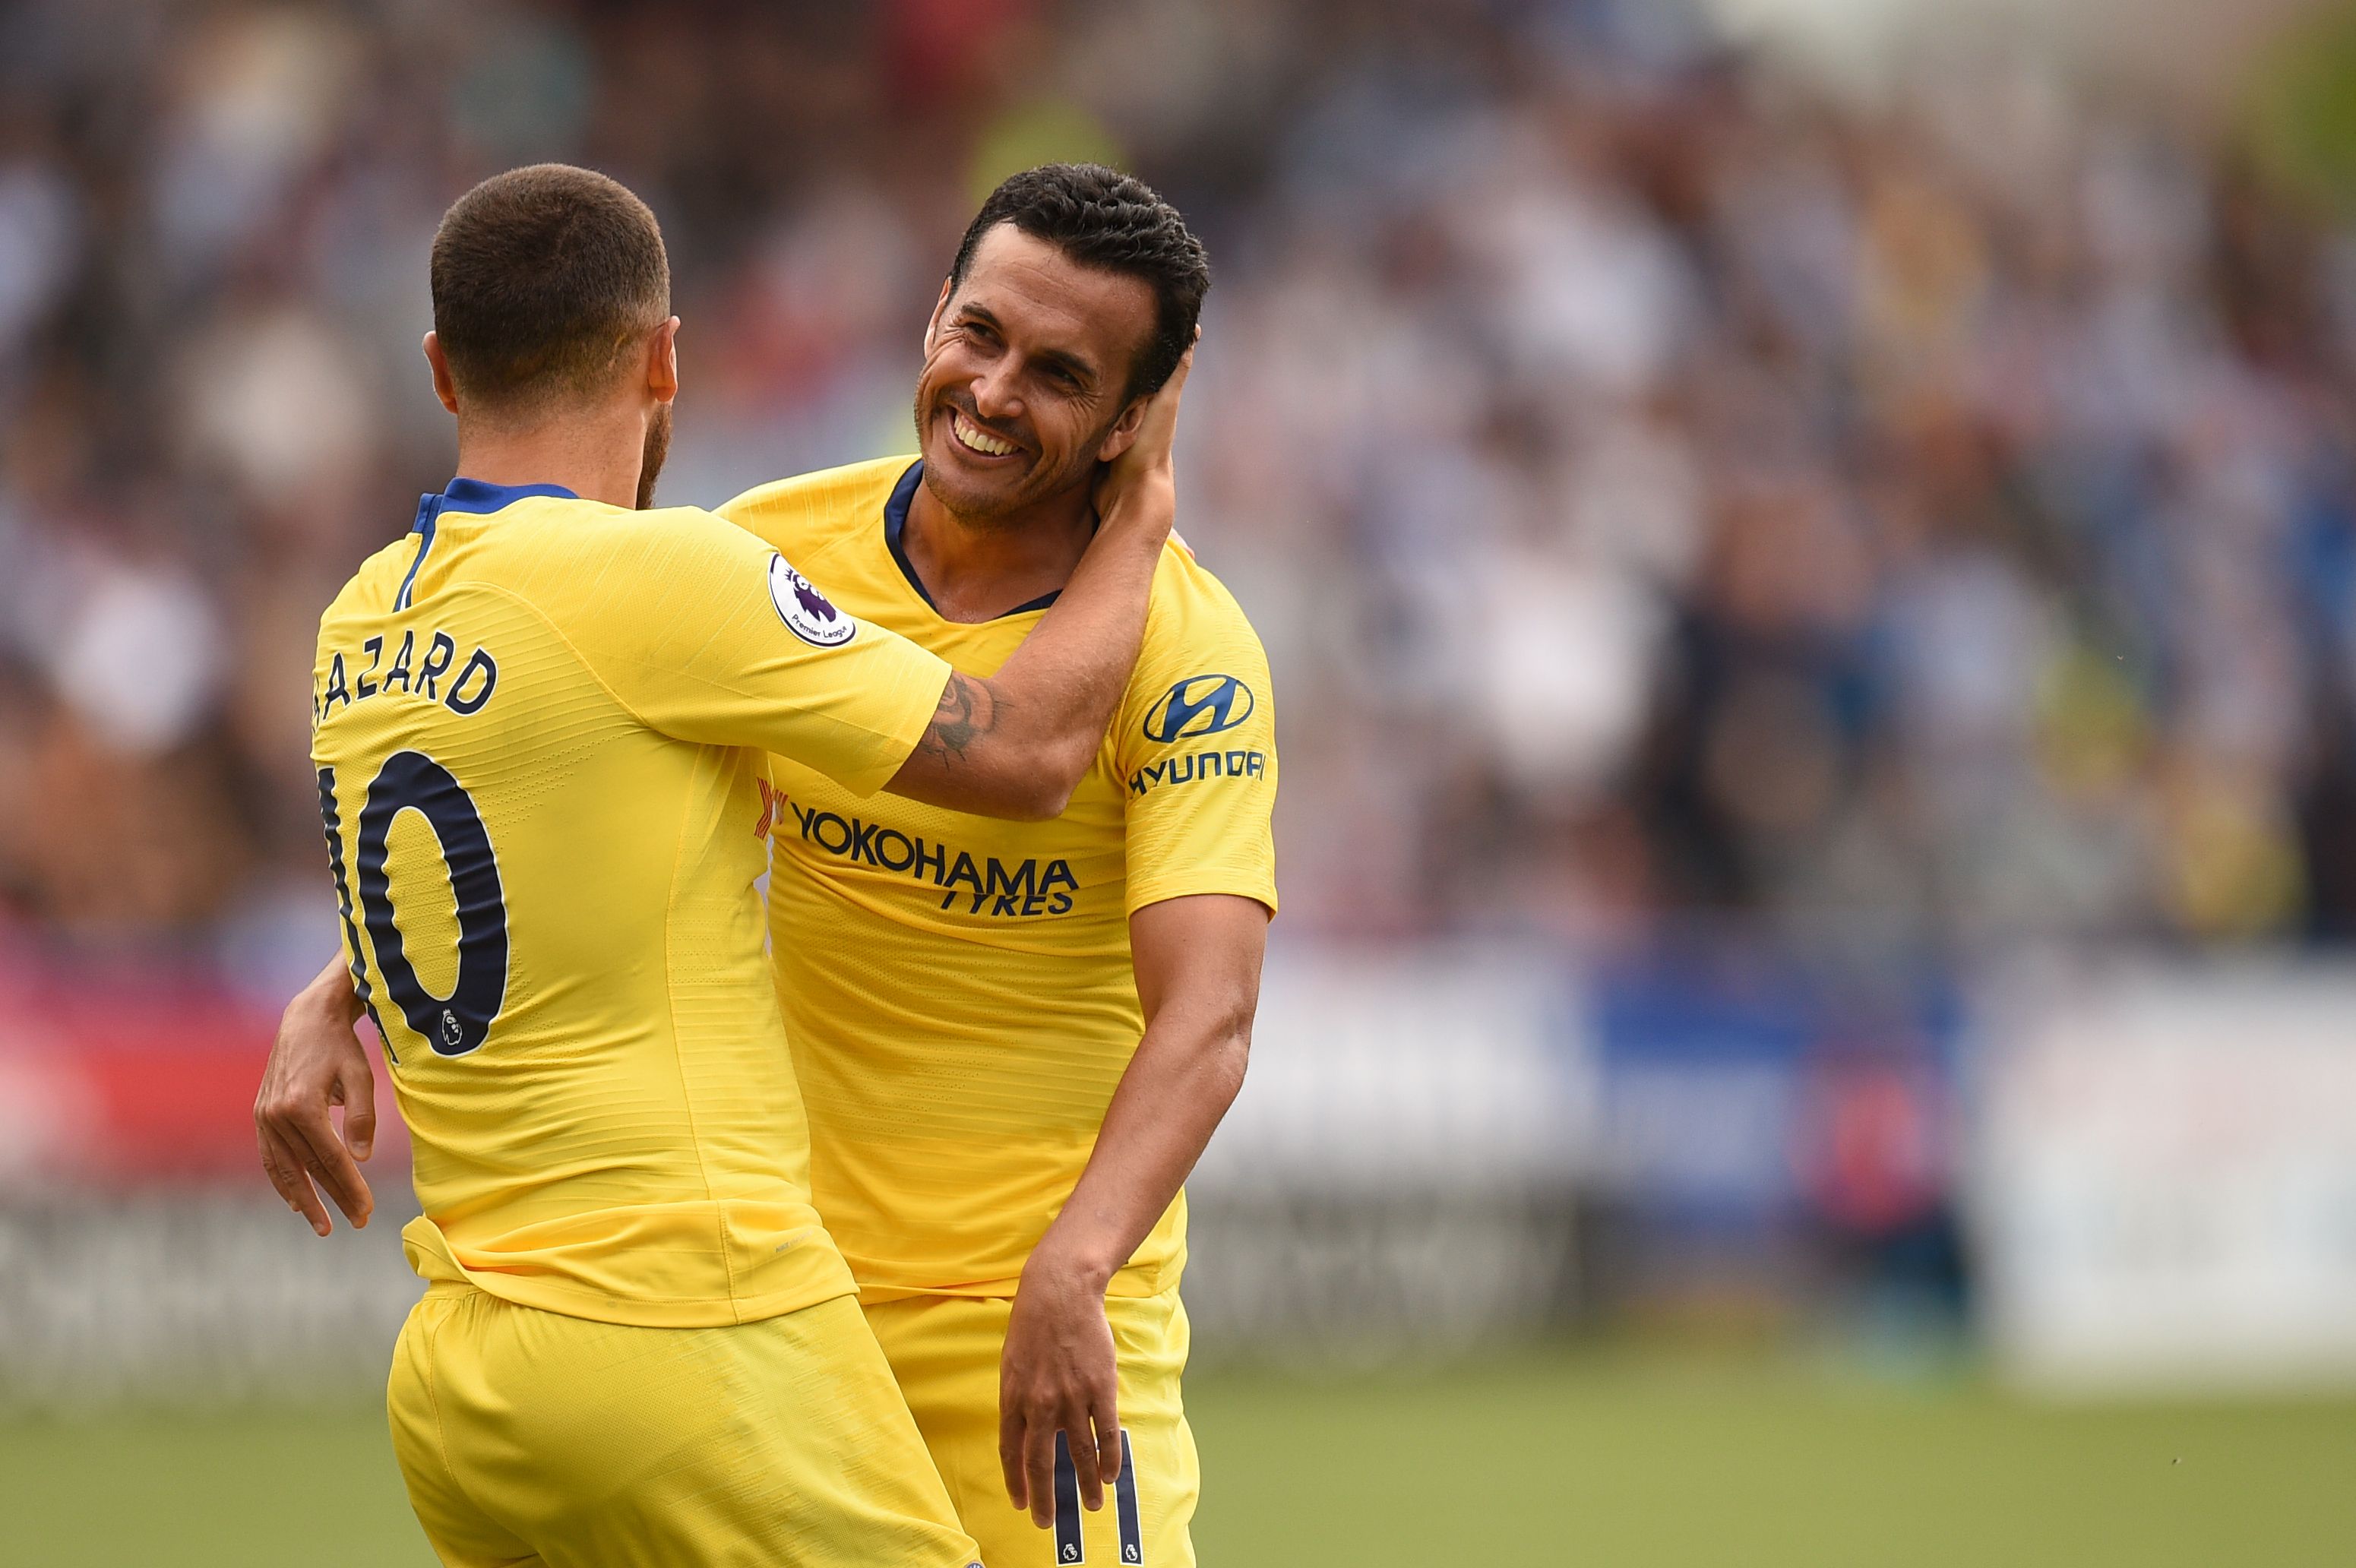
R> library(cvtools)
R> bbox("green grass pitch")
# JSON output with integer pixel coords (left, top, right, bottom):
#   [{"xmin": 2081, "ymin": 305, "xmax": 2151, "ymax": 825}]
[{"xmin": 4, "ymin": 1349, "xmax": 2348, "ymax": 1565}]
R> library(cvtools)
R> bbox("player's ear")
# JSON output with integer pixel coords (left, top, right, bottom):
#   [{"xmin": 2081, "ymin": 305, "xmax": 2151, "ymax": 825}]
[
  {"xmin": 646, "ymin": 317, "xmax": 681, "ymax": 406},
  {"xmin": 1093, "ymin": 394, "xmax": 1150, "ymax": 463},
  {"xmin": 422, "ymin": 332, "xmax": 461, "ymax": 416},
  {"xmin": 922, "ymin": 278, "xmax": 953, "ymax": 356}
]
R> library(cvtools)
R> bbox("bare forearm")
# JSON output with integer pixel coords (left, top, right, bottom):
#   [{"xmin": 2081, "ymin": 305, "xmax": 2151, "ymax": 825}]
[
  {"xmin": 889, "ymin": 479, "xmax": 1172, "ymax": 817},
  {"xmin": 304, "ymin": 952, "xmax": 365, "ymax": 1026},
  {"xmin": 997, "ymin": 883, "xmax": 1257, "ymax": 1522},
  {"xmin": 1030, "ymin": 1001, "xmax": 1248, "ymax": 1286}
]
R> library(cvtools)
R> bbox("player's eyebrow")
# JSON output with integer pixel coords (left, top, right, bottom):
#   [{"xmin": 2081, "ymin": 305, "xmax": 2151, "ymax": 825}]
[
  {"xmin": 959, "ymin": 302, "xmax": 1099, "ymax": 389},
  {"xmin": 1031, "ymin": 345, "xmax": 1097, "ymax": 389}
]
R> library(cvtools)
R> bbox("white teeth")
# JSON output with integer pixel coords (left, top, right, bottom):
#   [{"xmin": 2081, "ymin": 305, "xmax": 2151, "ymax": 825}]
[{"xmin": 951, "ymin": 410, "xmax": 1016, "ymax": 457}]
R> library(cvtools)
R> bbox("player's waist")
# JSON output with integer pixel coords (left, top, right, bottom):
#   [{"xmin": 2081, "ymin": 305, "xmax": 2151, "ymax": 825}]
[
  {"xmin": 848, "ymin": 1253, "xmax": 1180, "ymax": 1305},
  {"xmin": 401, "ymin": 1195, "xmax": 855, "ymax": 1328},
  {"xmin": 821, "ymin": 1193, "xmax": 1187, "ymax": 1304},
  {"xmin": 784, "ymin": 1021, "xmax": 1148, "ymax": 1106}
]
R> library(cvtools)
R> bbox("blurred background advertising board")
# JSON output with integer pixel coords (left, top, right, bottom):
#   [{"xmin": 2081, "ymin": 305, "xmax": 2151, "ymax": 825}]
[
  {"xmin": 0, "ymin": 936, "xmax": 417, "ymax": 1405},
  {"xmin": 1583, "ymin": 947, "xmax": 1969, "ymax": 1336},
  {"xmin": 1184, "ymin": 943, "xmax": 1592, "ymax": 1356},
  {"xmin": 0, "ymin": 937, "xmax": 405, "ymax": 1188},
  {"xmin": 1975, "ymin": 963, "xmax": 2356, "ymax": 1393}
]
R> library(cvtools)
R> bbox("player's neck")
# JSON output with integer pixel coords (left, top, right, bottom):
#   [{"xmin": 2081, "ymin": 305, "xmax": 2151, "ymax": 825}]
[
  {"xmin": 901, "ymin": 481, "xmax": 1096, "ymax": 623},
  {"xmin": 451, "ymin": 406, "xmax": 646, "ymax": 511}
]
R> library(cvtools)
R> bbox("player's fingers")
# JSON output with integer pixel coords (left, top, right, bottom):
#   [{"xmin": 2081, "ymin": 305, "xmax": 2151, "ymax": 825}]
[
  {"xmin": 320, "ymin": 1153, "xmax": 374, "ymax": 1229},
  {"xmin": 1023, "ymin": 1418, "xmax": 1058, "ymax": 1529},
  {"xmin": 274, "ymin": 1094, "xmax": 372, "ymax": 1229},
  {"xmin": 1162, "ymin": 336, "xmax": 1195, "ymax": 404},
  {"xmin": 258, "ymin": 1126, "xmax": 331, "ymax": 1236},
  {"xmin": 1132, "ymin": 342, "xmax": 1194, "ymax": 457},
  {"xmin": 270, "ymin": 1083, "xmax": 372, "ymax": 1224},
  {"xmin": 1064, "ymin": 1403, "xmax": 1104, "ymax": 1513},
  {"xmin": 340, "ymin": 1057, "xmax": 377, "ymax": 1162},
  {"xmin": 255, "ymin": 1123, "xmax": 305, "ymax": 1211},
  {"xmin": 998, "ymin": 1402, "xmax": 1030, "ymax": 1513},
  {"xmin": 1093, "ymin": 1391, "xmax": 1124, "ymax": 1486},
  {"xmin": 258, "ymin": 1127, "xmax": 325, "ymax": 1232}
]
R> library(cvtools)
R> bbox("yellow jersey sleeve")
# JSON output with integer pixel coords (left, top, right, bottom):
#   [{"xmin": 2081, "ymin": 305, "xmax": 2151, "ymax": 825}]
[
  {"xmin": 1113, "ymin": 557, "xmax": 1279, "ymax": 916},
  {"xmin": 520, "ymin": 506, "xmax": 950, "ymax": 798}
]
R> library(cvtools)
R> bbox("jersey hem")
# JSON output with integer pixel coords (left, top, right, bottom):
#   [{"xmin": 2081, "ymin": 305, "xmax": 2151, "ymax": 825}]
[
  {"xmin": 848, "ymin": 1261, "xmax": 1179, "ymax": 1306},
  {"xmin": 403, "ymin": 1214, "xmax": 861, "ymax": 1329},
  {"xmin": 1124, "ymin": 871, "xmax": 1279, "ymax": 918}
]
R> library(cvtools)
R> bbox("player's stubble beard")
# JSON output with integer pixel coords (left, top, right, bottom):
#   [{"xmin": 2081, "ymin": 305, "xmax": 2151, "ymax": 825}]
[
  {"xmin": 635, "ymin": 402, "xmax": 672, "ymax": 510},
  {"xmin": 915, "ymin": 385, "xmax": 1113, "ymax": 532}
]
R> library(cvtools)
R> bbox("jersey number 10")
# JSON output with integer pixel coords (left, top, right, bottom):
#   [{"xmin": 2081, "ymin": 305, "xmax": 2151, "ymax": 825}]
[{"xmin": 318, "ymin": 751, "xmax": 510, "ymax": 1059}]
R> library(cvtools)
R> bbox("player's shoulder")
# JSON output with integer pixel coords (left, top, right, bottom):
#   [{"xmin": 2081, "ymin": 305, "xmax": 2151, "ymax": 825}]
[
  {"xmin": 1124, "ymin": 536, "xmax": 1273, "ymax": 738},
  {"xmin": 318, "ymin": 536, "xmax": 422, "ymax": 637},
  {"xmin": 1143, "ymin": 535, "xmax": 1266, "ymax": 662},
  {"xmin": 722, "ymin": 453, "xmax": 913, "ymax": 515},
  {"xmin": 718, "ymin": 456, "xmax": 914, "ymax": 548},
  {"xmin": 501, "ymin": 495, "xmax": 761, "ymax": 574},
  {"xmin": 457, "ymin": 498, "xmax": 777, "ymax": 644},
  {"xmin": 594, "ymin": 497, "xmax": 745, "ymax": 547}
]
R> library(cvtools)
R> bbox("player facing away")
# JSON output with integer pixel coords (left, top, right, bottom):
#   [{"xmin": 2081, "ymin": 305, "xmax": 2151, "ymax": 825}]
[
  {"xmin": 277, "ymin": 163, "xmax": 1191, "ymax": 1567},
  {"xmin": 715, "ymin": 165, "xmax": 1274, "ymax": 1568}
]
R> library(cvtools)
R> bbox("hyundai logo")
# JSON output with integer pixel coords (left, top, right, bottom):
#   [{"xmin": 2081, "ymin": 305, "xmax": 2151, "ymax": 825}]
[{"xmin": 1143, "ymin": 674, "xmax": 1254, "ymax": 742}]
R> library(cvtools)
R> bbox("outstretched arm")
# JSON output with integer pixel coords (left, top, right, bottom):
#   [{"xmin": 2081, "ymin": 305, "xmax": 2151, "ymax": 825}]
[
  {"xmin": 884, "ymin": 349, "xmax": 1191, "ymax": 820},
  {"xmin": 996, "ymin": 891, "xmax": 1268, "ymax": 1525}
]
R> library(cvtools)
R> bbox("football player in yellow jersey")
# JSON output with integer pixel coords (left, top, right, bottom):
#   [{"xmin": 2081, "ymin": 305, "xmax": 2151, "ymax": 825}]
[
  {"xmin": 710, "ymin": 166, "xmax": 1273, "ymax": 1568},
  {"xmin": 257, "ymin": 163, "xmax": 1193, "ymax": 1567}
]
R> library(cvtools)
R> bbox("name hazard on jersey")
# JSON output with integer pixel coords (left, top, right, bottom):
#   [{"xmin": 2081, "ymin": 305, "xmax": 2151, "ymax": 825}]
[
  {"xmin": 756, "ymin": 780, "xmax": 1077, "ymax": 918},
  {"xmin": 315, "ymin": 626, "xmax": 499, "ymax": 725}
]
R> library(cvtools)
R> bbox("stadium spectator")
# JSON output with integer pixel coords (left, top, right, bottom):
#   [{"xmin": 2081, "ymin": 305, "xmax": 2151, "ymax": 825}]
[{"xmin": 2, "ymin": 0, "xmax": 2355, "ymax": 977}]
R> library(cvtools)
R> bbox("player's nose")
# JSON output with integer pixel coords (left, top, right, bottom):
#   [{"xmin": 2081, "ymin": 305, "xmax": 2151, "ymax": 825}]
[{"xmin": 968, "ymin": 361, "xmax": 1023, "ymax": 424}]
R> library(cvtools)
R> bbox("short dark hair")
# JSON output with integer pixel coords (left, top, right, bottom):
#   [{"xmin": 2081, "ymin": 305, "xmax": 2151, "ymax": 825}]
[
  {"xmin": 429, "ymin": 164, "xmax": 671, "ymax": 413},
  {"xmin": 948, "ymin": 163, "xmax": 1209, "ymax": 402}
]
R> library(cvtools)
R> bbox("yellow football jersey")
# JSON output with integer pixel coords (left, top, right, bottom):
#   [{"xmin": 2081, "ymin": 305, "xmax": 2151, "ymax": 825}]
[
  {"xmin": 720, "ymin": 458, "xmax": 1278, "ymax": 1301},
  {"xmin": 311, "ymin": 478, "xmax": 951, "ymax": 1327}
]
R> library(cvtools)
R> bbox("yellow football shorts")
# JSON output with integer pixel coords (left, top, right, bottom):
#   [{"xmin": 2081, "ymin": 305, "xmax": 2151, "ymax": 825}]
[
  {"xmin": 388, "ymin": 1282, "xmax": 982, "ymax": 1567},
  {"xmin": 864, "ymin": 1288, "xmax": 1198, "ymax": 1568}
]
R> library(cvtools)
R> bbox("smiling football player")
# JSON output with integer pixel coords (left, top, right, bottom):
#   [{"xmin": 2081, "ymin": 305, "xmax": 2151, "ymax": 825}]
[{"xmin": 721, "ymin": 163, "xmax": 1276, "ymax": 1568}]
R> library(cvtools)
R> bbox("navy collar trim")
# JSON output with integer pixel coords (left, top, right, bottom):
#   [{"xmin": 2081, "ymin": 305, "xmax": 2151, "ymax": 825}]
[
  {"xmin": 881, "ymin": 460, "xmax": 1061, "ymax": 619},
  {"xmin": 434, "ymin": 476, "xmax": 578, "ymax": 518},
  {"xmin": 395, "ymin": 478, "xmax": 577, "ymax": 611}
]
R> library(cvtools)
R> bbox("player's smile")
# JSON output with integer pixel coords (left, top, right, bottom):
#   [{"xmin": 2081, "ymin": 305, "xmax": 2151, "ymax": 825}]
[{"xmin": 943, "ymin": 403, "xmax": 1026, "ymax": 463}]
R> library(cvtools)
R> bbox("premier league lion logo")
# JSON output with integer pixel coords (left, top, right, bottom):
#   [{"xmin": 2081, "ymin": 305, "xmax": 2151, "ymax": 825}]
[
  {"xmin": 768, "ymin": 553, "xmax": 857, "ymax": 647},
  {"xmin": 795, "ymin": 577, "xmax": 837, "ymax": 625}
]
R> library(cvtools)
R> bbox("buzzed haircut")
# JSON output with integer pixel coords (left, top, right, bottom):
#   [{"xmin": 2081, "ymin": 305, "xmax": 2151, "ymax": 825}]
[
  {"xmin": 429, "ymin": 164, "xmax": 671, "ymax": 413},
  {"xmin": 948, "ymin": 163, "xmax": 1210, "ymax": 402}
]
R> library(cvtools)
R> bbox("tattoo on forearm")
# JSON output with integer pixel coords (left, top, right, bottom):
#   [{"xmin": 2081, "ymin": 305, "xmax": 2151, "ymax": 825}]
[{"xmin": 919, "ymin": 672, "xmax": 1001, "ymax": 764}]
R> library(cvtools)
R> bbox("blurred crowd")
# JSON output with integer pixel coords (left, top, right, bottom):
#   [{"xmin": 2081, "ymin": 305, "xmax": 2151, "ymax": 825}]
[{"xmin": 5, "ymin": 0, "xmax": 2356, "ymax": 994}]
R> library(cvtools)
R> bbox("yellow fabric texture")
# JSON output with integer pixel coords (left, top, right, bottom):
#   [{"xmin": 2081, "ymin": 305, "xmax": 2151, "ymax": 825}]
[
  {"xmin": 864, "ymin": 1290, "xmax": 1197, "ymax": 1568},
  {"xmin": 719, "ymin": 458, "xmax": 1278, "ymax": 1302},
  {"xmin": 390, "ymin": 1282, "xmax": 982, "ymax": 1568},
  {"xmin": 312, "ymin": 487, "xmax": 950, "ymax": 1327}
]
